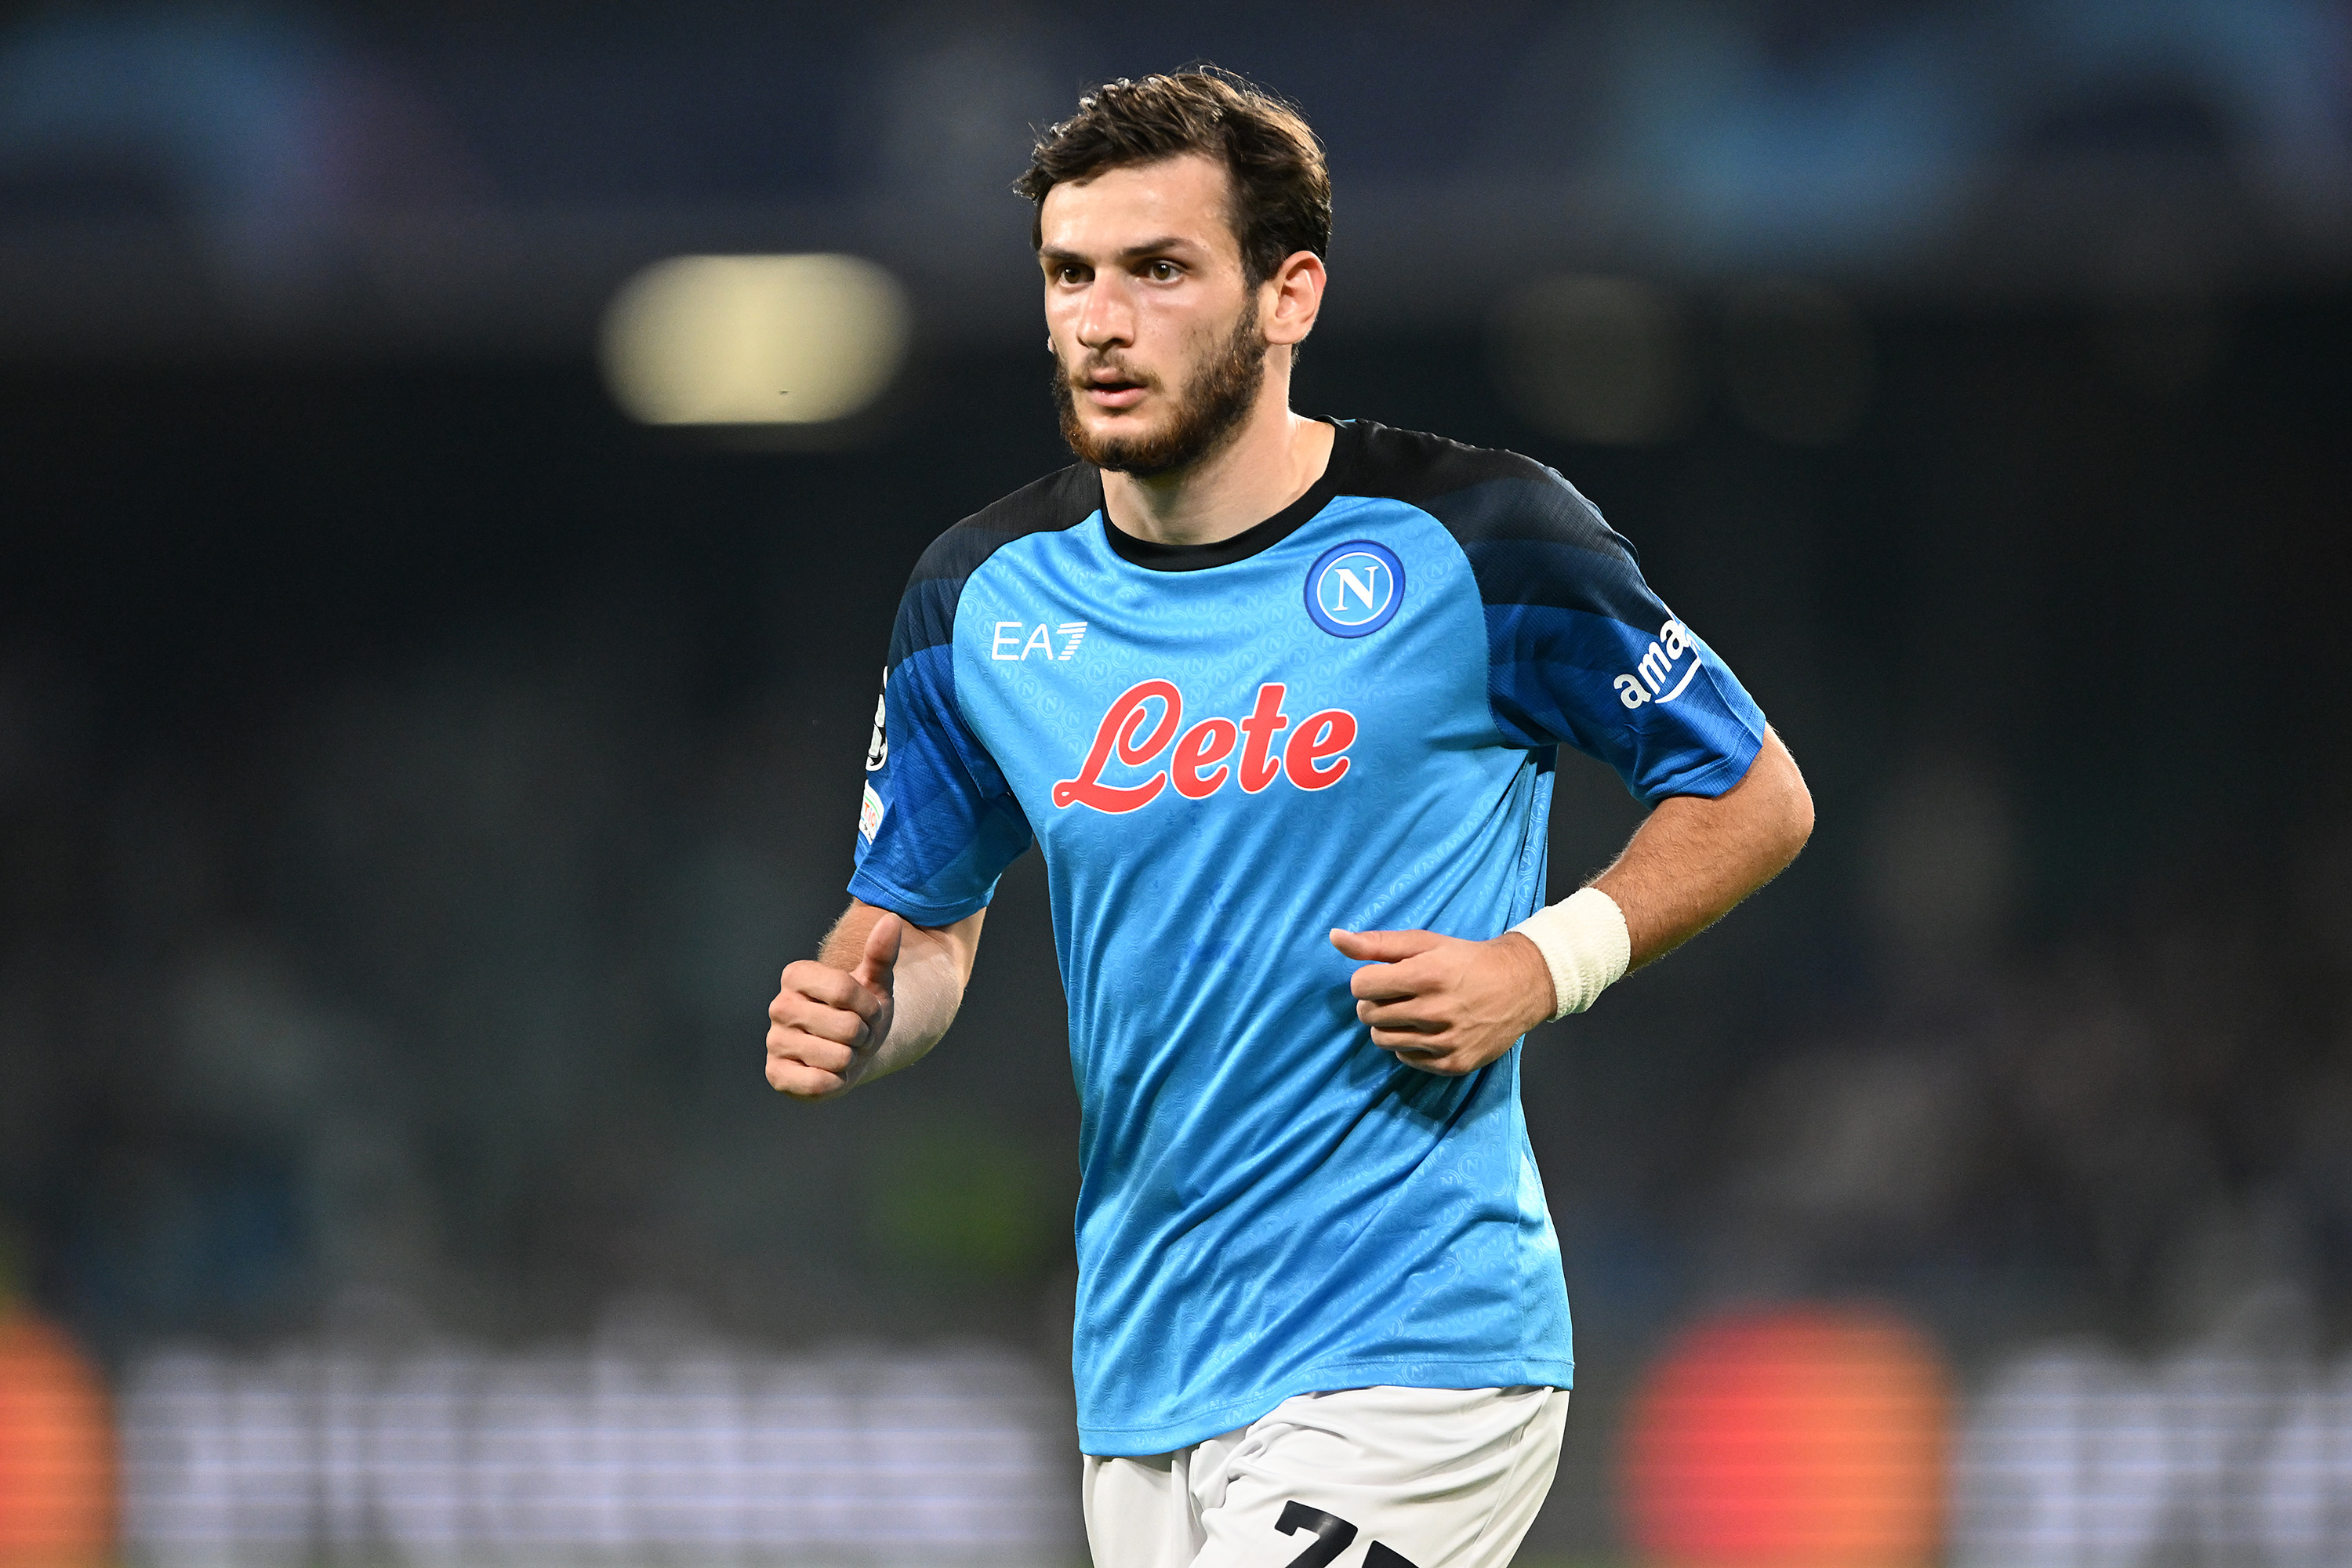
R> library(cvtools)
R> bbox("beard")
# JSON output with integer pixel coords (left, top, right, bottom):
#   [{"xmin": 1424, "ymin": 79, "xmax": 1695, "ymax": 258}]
[{"xmin": 1052, "ymin": 305, "xmax": 1269, "ymax": 477}]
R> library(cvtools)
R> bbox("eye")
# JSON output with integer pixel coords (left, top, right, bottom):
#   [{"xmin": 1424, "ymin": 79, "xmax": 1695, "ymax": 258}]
[
  {"xmin": 1145, "ymin": 260, "xmax": 1181, "ymax": 282},
  {"xmin": 1051, "ymin": 263, "xmax": 1087, "ymax": 285}
]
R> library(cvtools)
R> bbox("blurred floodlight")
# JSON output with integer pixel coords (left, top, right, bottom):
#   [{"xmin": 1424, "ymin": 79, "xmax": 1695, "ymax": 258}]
[
  {"xmin": 1721, "ymin": 278, "xmax": 1874, "ymax": 445},
  {"xmin": 1489, "ymin": 276, "xmax": 1691, "ymax": 445},
  {"xmin": 1621, "ymin": 1305, "xmax": 1952, "ymax": 1565},
  {"xmin": 0, "ymin": 1312, "xmax": 114, "ymax": 1563},
  {"xmin": 600, "ymin": 254, "xmax": 911, "ymax": 426}
]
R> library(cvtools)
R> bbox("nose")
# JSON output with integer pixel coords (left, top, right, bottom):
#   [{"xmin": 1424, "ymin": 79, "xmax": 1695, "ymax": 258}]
[{"xmin": 1076, "ymin": 274, "xmax": 1134, "ymax": 354}]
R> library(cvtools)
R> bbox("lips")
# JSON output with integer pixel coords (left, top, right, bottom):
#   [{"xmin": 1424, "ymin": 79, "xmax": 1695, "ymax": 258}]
[
  {"xmin": 1086, "ymin": 381, "xmax": 1146, "ymax": 410},
  {"xmin": 1076, "ymin": 364, "xmax": 1151, "ymax": 412}
]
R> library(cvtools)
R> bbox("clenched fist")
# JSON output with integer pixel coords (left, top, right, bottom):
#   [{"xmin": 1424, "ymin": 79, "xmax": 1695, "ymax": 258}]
[
  {"xmin": 1330, "ymin": 926, "xmax": 1555, "ymax": 1076},
  {"xmin": 767, "ymin": 913, "xmax": 902, "ymax": 1101}
]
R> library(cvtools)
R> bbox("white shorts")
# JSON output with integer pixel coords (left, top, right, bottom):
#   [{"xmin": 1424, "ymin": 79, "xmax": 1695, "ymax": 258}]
[{"xmin": 1080, "ymin": 1385, "xmax": 1569, "ymax": 1568}]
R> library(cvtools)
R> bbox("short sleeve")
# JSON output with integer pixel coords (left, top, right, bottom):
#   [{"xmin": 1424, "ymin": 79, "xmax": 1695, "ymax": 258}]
[
  {"xmin": 1433, "ymin": 469, "xmax": 1768, "ymax": 802},
  {"xmin": 848, "ymin": 565, "xmax": 1034, "ymax": 924}
]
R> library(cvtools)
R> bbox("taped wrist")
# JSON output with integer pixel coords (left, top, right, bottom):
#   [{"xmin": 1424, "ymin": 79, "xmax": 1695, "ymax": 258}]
[{"xmin": 1511, "ymin": 887, "xmax": 1631, "ymax": 1022}]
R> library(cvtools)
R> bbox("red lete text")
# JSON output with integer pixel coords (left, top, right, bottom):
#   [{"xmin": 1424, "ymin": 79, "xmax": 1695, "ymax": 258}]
[{"xmin": 1051, "ymin": 681, "xmax": 1358, "ymax": 813}]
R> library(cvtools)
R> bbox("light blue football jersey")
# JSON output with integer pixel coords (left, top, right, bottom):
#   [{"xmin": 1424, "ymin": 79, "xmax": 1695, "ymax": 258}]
[{"xmin": 849, "ymin": 420, "xmax": 1766, "ymax": 1455}]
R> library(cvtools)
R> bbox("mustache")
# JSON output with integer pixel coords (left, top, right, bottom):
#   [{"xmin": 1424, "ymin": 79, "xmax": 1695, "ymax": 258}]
[{"xmin": 1061, "ymin": 350, "xmax": 1160, "ymax": 391}]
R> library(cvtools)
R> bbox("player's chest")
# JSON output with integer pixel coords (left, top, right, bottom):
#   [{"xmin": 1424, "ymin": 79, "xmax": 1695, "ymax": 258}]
[{"xmin": 949, "ymin": 515, "xmax": 1495, "ymax": 829}]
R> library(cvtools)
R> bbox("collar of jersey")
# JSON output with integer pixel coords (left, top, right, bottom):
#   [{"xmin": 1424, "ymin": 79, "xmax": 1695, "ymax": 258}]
[{"xmin": 1097, "ymin": 418, "xmax": 1356, "ymax": 572}]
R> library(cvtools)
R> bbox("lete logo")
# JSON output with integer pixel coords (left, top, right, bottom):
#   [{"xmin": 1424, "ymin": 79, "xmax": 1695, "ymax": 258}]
[
  {"xmin": 1614, "ymin": 619, "xmax": 1702, "ymax": 709},
  {"xmin": 1053, "ymin": 681, "xmax": 1356, "ymax": 813}
]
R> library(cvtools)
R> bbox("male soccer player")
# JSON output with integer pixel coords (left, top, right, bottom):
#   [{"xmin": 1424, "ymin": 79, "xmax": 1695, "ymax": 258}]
[{"xmin": 767, "ymin": 71, "xmax": 1813, "ymax": 1568}]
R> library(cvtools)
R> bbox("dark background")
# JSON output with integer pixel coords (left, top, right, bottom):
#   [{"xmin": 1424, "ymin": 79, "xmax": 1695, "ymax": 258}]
[{"xmin": 2, "ymin": 1, "xmax": 2350, "ymax": 1557}]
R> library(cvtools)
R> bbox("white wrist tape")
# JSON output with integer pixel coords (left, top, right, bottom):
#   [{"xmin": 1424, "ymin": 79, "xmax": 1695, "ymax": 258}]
[{"xmin": 1511, "ymin": 887, "xmax": 1631, "ymax": 1022}]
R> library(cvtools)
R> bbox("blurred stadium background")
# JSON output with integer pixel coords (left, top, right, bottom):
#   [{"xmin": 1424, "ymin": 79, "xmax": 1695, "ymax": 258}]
[{"xmin": 2, "ymin": 2, "xmax": 2350, "ymax": 1563}]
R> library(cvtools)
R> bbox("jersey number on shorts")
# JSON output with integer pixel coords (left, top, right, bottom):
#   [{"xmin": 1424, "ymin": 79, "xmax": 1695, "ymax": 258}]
[{"xmin": 1275, "ymin": 1501, "xmax": 1419, "ymax": 1568}]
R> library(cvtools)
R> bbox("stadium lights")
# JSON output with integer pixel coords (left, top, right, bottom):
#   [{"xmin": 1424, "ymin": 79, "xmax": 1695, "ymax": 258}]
[
  {"xmin": 1622, "ymin": 1305, "xmax": 1952, "ymax": 1564},
  {"xmin": 599, "ymin": 253, "xmax": 912, "ymax": 426}
]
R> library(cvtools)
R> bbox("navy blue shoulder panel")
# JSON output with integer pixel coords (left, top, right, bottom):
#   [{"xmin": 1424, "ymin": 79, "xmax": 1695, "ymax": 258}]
[
  {"xmin": 1330, "ymin": 421, "xmax": 1765, "ymax": 793},
  {"xmin": 889, "ymin": 463, "xmax": 1104, "ymax": 664},
  {"xmin": 1337, "ymin": 421, "xmax": 1658, "ymax": 632},
  {"xmin": 853, "ymin": 464, "xmax": 1098, "ymax": 923}
]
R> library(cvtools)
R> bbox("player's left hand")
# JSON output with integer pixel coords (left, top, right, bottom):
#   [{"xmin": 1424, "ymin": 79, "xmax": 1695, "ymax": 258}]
[{"xmin": 1330, "ymin": 927, "xmax": 1555, "ymax": 1076}]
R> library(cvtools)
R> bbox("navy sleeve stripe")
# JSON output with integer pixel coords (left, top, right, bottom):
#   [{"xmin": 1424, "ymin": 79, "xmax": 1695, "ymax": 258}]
[
  {"xmin": 1324, "ymin": 418, "xmax": 1769, "ymax": 802},
  {"xmin": 1459, "ymin": 533, "xmax": 1662, "ymax": 630},
  {"xmin": 852, "ymin": 465, "xmax": 1095, "ymax": 916},
  {"xmin": 885, "ymin": 576, "xmax": 966, "ymax": 666},
  {"xmin": 1423, "ymin": 474, "xmax": 1632, "ymax": 556},
  {"xmin": 853, "ymin": 644, "xmax": 1036, "ymax": 915},
  {"xmin": 890, "ymin": 463, "xmax": 1104, "ymax": 660},
  {"xmin": 1334, "ymin": 430, "xmax": 1665, "ymax": 630}
]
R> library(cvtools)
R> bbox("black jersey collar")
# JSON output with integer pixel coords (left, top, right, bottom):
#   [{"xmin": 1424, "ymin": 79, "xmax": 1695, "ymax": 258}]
[{"xmin": 1098, "ymin": 419, "xmax": 1356, "ymax": 572}]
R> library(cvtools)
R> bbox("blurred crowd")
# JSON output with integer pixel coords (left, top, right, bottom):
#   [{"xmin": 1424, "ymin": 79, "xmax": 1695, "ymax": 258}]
[
  {"xmin": 1711, "ymin": 873, "xmax": 2352, "ymax": 1360},
  {"xmin": 3, "ymin": 577, "xmax": 2347, "ymax": 1371},
  {"xmin": 8, "ymin": 596, "xmax": 2347, "ymax": 1562}
]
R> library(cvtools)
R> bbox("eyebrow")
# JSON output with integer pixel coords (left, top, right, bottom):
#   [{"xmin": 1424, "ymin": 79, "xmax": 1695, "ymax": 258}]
[{"xmin": 1039, "ymin": 236, "xmax": 1206, "ymax": 268}]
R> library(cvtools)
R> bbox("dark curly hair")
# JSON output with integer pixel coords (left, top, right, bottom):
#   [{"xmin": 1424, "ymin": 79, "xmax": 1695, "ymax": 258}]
[{"xmin": 1014, "ymin": 69, "xmax": 1330, "ymax": 288}]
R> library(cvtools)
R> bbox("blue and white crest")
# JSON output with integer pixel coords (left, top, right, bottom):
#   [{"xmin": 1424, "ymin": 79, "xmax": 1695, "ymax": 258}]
[{"xmin": 1304, "ymin": 540, "xmax": 1404, "ymax": 637}]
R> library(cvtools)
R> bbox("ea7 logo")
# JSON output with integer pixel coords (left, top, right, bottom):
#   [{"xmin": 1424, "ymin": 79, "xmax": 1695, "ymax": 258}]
[
  {"xmin": 1054, "ymin": 681, "xmax": 1356, "ymax": 813},
  {"xmin": 992, "ymin": 621, "xmax": 1087, "ymax": 662},
  {"xmin": 1614, "ymin": 619, "xmax": 1702, "ymax": 709}
]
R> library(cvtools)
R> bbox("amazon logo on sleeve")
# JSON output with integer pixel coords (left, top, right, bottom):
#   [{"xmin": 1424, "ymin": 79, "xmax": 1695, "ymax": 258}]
[{"xmin": 1613, "ymin": 619, "xmax": 1703, "ymax": 710}]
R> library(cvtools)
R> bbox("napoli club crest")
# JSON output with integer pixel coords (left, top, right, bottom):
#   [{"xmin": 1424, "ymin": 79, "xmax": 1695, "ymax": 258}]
[{"xmin": 1304, "ymin": 540, "xmax": 1404, "ymax": 638}]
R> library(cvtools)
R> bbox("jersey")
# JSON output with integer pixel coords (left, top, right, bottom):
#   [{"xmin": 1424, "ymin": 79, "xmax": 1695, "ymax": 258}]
[{"xmin": 848, "ymin": 419, "xmax": 1767, "ymax": 1456}]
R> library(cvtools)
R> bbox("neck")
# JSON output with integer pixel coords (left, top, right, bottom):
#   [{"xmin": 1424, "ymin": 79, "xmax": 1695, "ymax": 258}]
[{"xmin": 1100, "ymin": 362, "xmax": 1335, "ymax": 547}]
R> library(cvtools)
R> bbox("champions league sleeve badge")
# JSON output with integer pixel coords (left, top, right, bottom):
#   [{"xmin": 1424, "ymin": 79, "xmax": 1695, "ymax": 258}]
[{"xmin": 1304, "ymin": 540, "xmax": 1405, "ymax": 638}]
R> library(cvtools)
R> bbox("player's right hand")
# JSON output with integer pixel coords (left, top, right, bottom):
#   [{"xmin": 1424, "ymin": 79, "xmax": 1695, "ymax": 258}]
[{"xmin": 765, "ymin": 913, "xmax": 901, "ymax": 1102}]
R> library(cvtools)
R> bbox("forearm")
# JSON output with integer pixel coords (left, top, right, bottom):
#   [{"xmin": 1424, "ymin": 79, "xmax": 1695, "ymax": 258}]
[
  {"xmin": 1591, "ymin": 727, "xmax": 1813, "ymax": 970},
  {"xmin": 817, "ymin": 899, "xmax": 980, "ymax": 1077}
]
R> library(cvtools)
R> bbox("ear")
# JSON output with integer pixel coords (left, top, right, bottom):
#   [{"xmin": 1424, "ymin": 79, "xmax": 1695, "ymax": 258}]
[{"xmin": 1261, "ymin": 250, "xmax": 1327, "ymax": 347}]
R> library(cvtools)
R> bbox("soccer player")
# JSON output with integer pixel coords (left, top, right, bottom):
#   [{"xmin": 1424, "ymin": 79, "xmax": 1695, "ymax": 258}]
[{"xmin": 767, "ymin": 71, "xmax": 1813, "ymax": 1568}]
